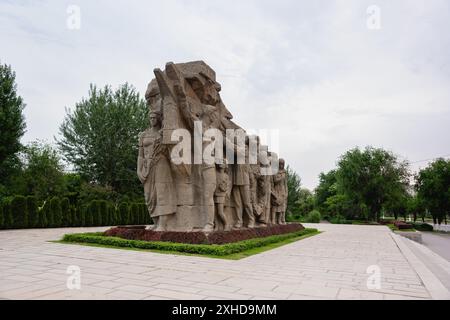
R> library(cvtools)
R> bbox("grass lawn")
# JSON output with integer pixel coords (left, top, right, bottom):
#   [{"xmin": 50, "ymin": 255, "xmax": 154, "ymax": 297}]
[{"xmin": 57, "ymin": 228, "xmax": 321, "ymax": 260}]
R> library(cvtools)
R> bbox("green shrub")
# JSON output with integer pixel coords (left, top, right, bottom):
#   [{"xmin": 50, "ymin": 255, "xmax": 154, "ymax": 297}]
[
  {"xmin": 61, "ymin": 198, "xmax": 71, "ymax": 227},
  {"xmin": 118, "ymin": 202, "xmax": 129, "ymax": 225},
  {"xmin": 62, "ymin": 228, "xmax": 319, "ymax": 256},
  {"xmin": 38, "ymin": 201, "xmax": 49, "ymax": 228},
  {"xmin": 130, "ymin": 203, "xmax": 140, "ymax": 225},
  {"xmin": 86, "ymin": 201, "xmax": 96, "ymax": 227},
  {"xmin": 413, "ymin": 222, "xmax": 433, "ymax": 232},
  {"xmin": 0, "ymin": 203, "xmax": 4, "ymax": 229},
  {"xmin": 98, "ymin": 200, "xmax": 108, "ymax": 226},
  {"xmin": 140, "ymin": 203, "xmax": 151, "ymax": 225},
  {"xmin": 306, "ymin": 210, "xmax": 321, "ymax": 223},
  {"xmin": 330, "ymin": 215, "xmax": 351, "ymax": 224},
  {"xmin": 26, "ymin": 196, "xmax": 38, "ymax": 228},
  {"xmin": 71, "ymin": 206, "xmax": 79, "ymax": 227},
  {"xmin": 80, "ymin": 205, "xmax": 87, "ymax": 227},
  {"xmin": 108, "ymin": 203, "xmax": 117, "ymax": 226},
  {"xmin": 50, "ymin": 197, "xmax": 62, "ymax": 227},
  {"xmin": 11, "ymin": 195, "xmax": 28, "ymax": 228},
  {"xmin": 88, "ymin": 200, "xmax": 101, "ymax": 226}
]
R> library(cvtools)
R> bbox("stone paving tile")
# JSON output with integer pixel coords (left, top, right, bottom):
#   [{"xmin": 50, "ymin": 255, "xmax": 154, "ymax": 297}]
[{"xmin": 0, "ymin": 224, "xmax": 442, "ymax": 300}]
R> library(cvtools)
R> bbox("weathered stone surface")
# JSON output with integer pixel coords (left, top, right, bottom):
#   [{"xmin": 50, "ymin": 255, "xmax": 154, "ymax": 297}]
[{"xmin": 137, "ymin": 61, "xmax": 288, "ymax": 232}]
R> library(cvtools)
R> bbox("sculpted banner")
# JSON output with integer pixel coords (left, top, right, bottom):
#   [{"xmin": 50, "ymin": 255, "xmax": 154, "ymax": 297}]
[{"xmin": 138, "ymin": 61, "xmax": 287, "ymax": 232}]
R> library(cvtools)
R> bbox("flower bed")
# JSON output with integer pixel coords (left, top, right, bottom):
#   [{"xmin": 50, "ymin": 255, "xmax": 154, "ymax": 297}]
[
  {"xmin": 105, "ymin": 223, "xmax": 305, "ymax": 245},
  {"xmin": 62, "ymin": 227, "xmax": 318, "ymax": 257}
]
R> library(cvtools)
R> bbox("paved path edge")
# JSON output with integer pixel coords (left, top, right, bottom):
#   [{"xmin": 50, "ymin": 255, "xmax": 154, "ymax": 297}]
[{"xmin": 390, "ymin": 233, "xmax": 450, "ymax": 300}]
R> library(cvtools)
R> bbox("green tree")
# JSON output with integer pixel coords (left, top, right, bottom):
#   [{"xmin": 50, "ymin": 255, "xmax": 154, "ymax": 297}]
[
  {"xmin": 336, "ymin": 147, "xmax": 410, "ymax": 222},
  {"xmin": 286, "ymin": 166, "xmax": 302, "ymax": 216},
  {"xmin": 0, "ymin": 63, "xmax": 26, "ymax": 188},
  {"xmin": 295, "ymin": 188, "xmax": 315, "ymax": 217},
  {"xmin": 416, "ymin": 159, "xmax": 450, "ymax": 224},
  {"xmin": 19, "ymin": 141, "xmax": 65, "ymax": 201},
  {"xmin": 314, "ymin": 170, "xmax": 337, "ymax": 214},
  {"xmin": 57, "ymin": 84, "xmax": 148, "ymax": 195}
]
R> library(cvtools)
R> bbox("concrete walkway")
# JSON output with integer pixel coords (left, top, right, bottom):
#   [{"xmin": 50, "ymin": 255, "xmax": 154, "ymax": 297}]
[{"xmin": 0, "ymin": 224, "xmax": 449, "ymax": 300}]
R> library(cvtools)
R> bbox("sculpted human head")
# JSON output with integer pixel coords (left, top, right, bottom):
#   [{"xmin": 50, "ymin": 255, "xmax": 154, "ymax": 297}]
[
  {"xmin": 279, "ymin": 158, "xmax": 285, "ymax": 171},
  {"xmin": 149, "ymin": 111, "xmax": 162, "ymax": 129}
]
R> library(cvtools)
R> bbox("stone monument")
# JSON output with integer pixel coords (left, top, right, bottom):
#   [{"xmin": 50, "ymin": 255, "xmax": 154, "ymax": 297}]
[{"xmin": 137, "ymin": 61, "xmax": 288, "ymax": 232}]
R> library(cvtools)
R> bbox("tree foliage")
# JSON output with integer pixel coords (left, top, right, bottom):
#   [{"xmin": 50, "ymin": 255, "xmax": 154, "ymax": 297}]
[
  {"xmin": 57, "ymin": 84, "xmax": 148, "ymax": 195},
  {"xmin": 19, "ymin": 141, "xmax": 65, "ymax": 200},
  {"xmin": 336, "ymin": 147, "xmax": 410, "ymax": 221},
  {"xmin": 0, "ymin": 62, "xmax": 26, "ymax": 186},
  {"xmin": 286, "ymin": 165, "xmax": 302, "ymax": 216},
  {"xmin": 416, "ymin": 158, "xmax": 450, "ymax": 224}
]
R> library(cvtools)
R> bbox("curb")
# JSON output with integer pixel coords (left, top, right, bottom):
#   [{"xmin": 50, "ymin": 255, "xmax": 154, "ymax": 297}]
[{"xmin": 390, "ymin": 232, "xmax": 450, "ymax": 300}]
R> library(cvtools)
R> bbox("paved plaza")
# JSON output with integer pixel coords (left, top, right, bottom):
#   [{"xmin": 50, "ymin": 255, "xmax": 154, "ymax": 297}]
[{"xmin": 0, "ymin": 224, "xmax": 449, "ymax": 300}]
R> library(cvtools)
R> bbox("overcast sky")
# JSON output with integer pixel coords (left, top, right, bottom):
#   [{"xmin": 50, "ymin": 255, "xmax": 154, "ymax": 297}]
[{"xmin": 1, "ymin": 0, "xmax": 449, "ymax": 189}]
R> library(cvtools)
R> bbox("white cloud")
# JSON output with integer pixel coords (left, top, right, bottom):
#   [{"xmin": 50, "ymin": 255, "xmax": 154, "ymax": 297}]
[{"xmin": 1, "ymin": 0, "xmax": 449, "ymax": 189}]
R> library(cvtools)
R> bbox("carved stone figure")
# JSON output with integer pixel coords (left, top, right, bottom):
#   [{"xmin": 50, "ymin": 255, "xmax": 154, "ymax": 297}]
[
  {"xmin": 271, "ymin": 158, "xmax": 288, "ymax": 225},
  {"xmin": 214, "ymin": 160, "xmax": 230, "ymax": 231},
  {"xmin": 137, "ymin": 109, "xmax": 177, "ymax": 231},
  {"xmin": 138, "ymin": 61, "xmax": 290, "ymax": 232}
]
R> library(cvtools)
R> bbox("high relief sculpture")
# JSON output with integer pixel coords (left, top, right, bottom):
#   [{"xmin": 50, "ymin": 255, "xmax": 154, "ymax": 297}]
[{"xmin": 138, "ymin": 61, "xmax": 288, "ymax": 232}]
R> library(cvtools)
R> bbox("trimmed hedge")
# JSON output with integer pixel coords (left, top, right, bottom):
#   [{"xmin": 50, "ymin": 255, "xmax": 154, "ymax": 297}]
[
  {"xmin": 412, "ymin": 222, "xmax": 433, "ymax": 232},
  {"xmin": 50, "ymin": 197, "xmax": 62, "ymax": 228},
  {"xmin": 61, "ymin": 198, "xmax": 71, "ymax": 227},
  {"xmin": 27, "ymin": 196, "xmax": 38, "ymax": 228},
  {"xmin": 12, "ymin": 195, "xmax": 28, "ymax": 228},
  {"xmin": 0, "ymin": 195, "xmax": 151, "ymax": 230},
  {"xmin": 62, "ymin": 228, "xmax": 319, "ymax": 256},
  {"xmin": 0, "ymin": 203, "xmax": 4, "ymax": 229}
]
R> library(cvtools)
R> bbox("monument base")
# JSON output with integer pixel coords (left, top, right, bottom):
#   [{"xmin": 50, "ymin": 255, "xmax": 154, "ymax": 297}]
[{"xmin": 104, "ymin": 223, "xmax": 305, "ymax": 245}]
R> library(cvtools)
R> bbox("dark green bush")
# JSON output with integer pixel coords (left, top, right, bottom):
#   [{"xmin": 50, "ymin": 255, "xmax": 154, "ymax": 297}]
[
  {"xmin": 306, "ymin": 210, "xmax": 321, "ymax": 223},
  {"xmin": 413, "ymin": 222, "xmax": 433, "ymax": 232},
  {"xmin": 88, "ymin": 200, "xmax": 100, "ymax": 226},
  {"xmin": 130, "ymin": 203, "xmax": 140, "ymax": 225},
  {"xmin": 330, "ymin": 215, "xmax": 352, "ymax": 224},
  {"xmin": 80, "ymin": 205, "xmax": 87, "ymax": 227},
  {"xmin": 140, "ymin": 203, "xmax": 151, "ymax": 225},
  {"xmin": 86, "ymin": 201, "xmax": 95, "ymax": 227},
  {"xmin": 11, "ymin": 195, "xmax": 28, "ymax": 228},
  {"xmin": 71, "ymin": 206, "xmax": 79, "ymax": 227},
  {"xmin": 50, "ymin": 197, "xmax": 62, "ymax": 227},
  {"xmin": 26, "ymin": 196, "xmax": 38, "ymax": 228},
  {"xmin": 61, "ymin": 198, "xmax": 71, "ymax": 227},
  {"xmin": 118, "ymin": 202, "xmax": 129, "ymax": 225},
  {"xmin": 98, "ymin": 200, "xmax": 108, "ymax": 226},
  {"xmin": 0, "ymin": 203, "xmax": 4, "ymax": 229},
  {"xmin": 38, "ymin": 201, "xmax": 49, "ymax": 228},
  {"xmin": 108, "ymin": 203, "xmax": 117, "ymax": 226}
]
